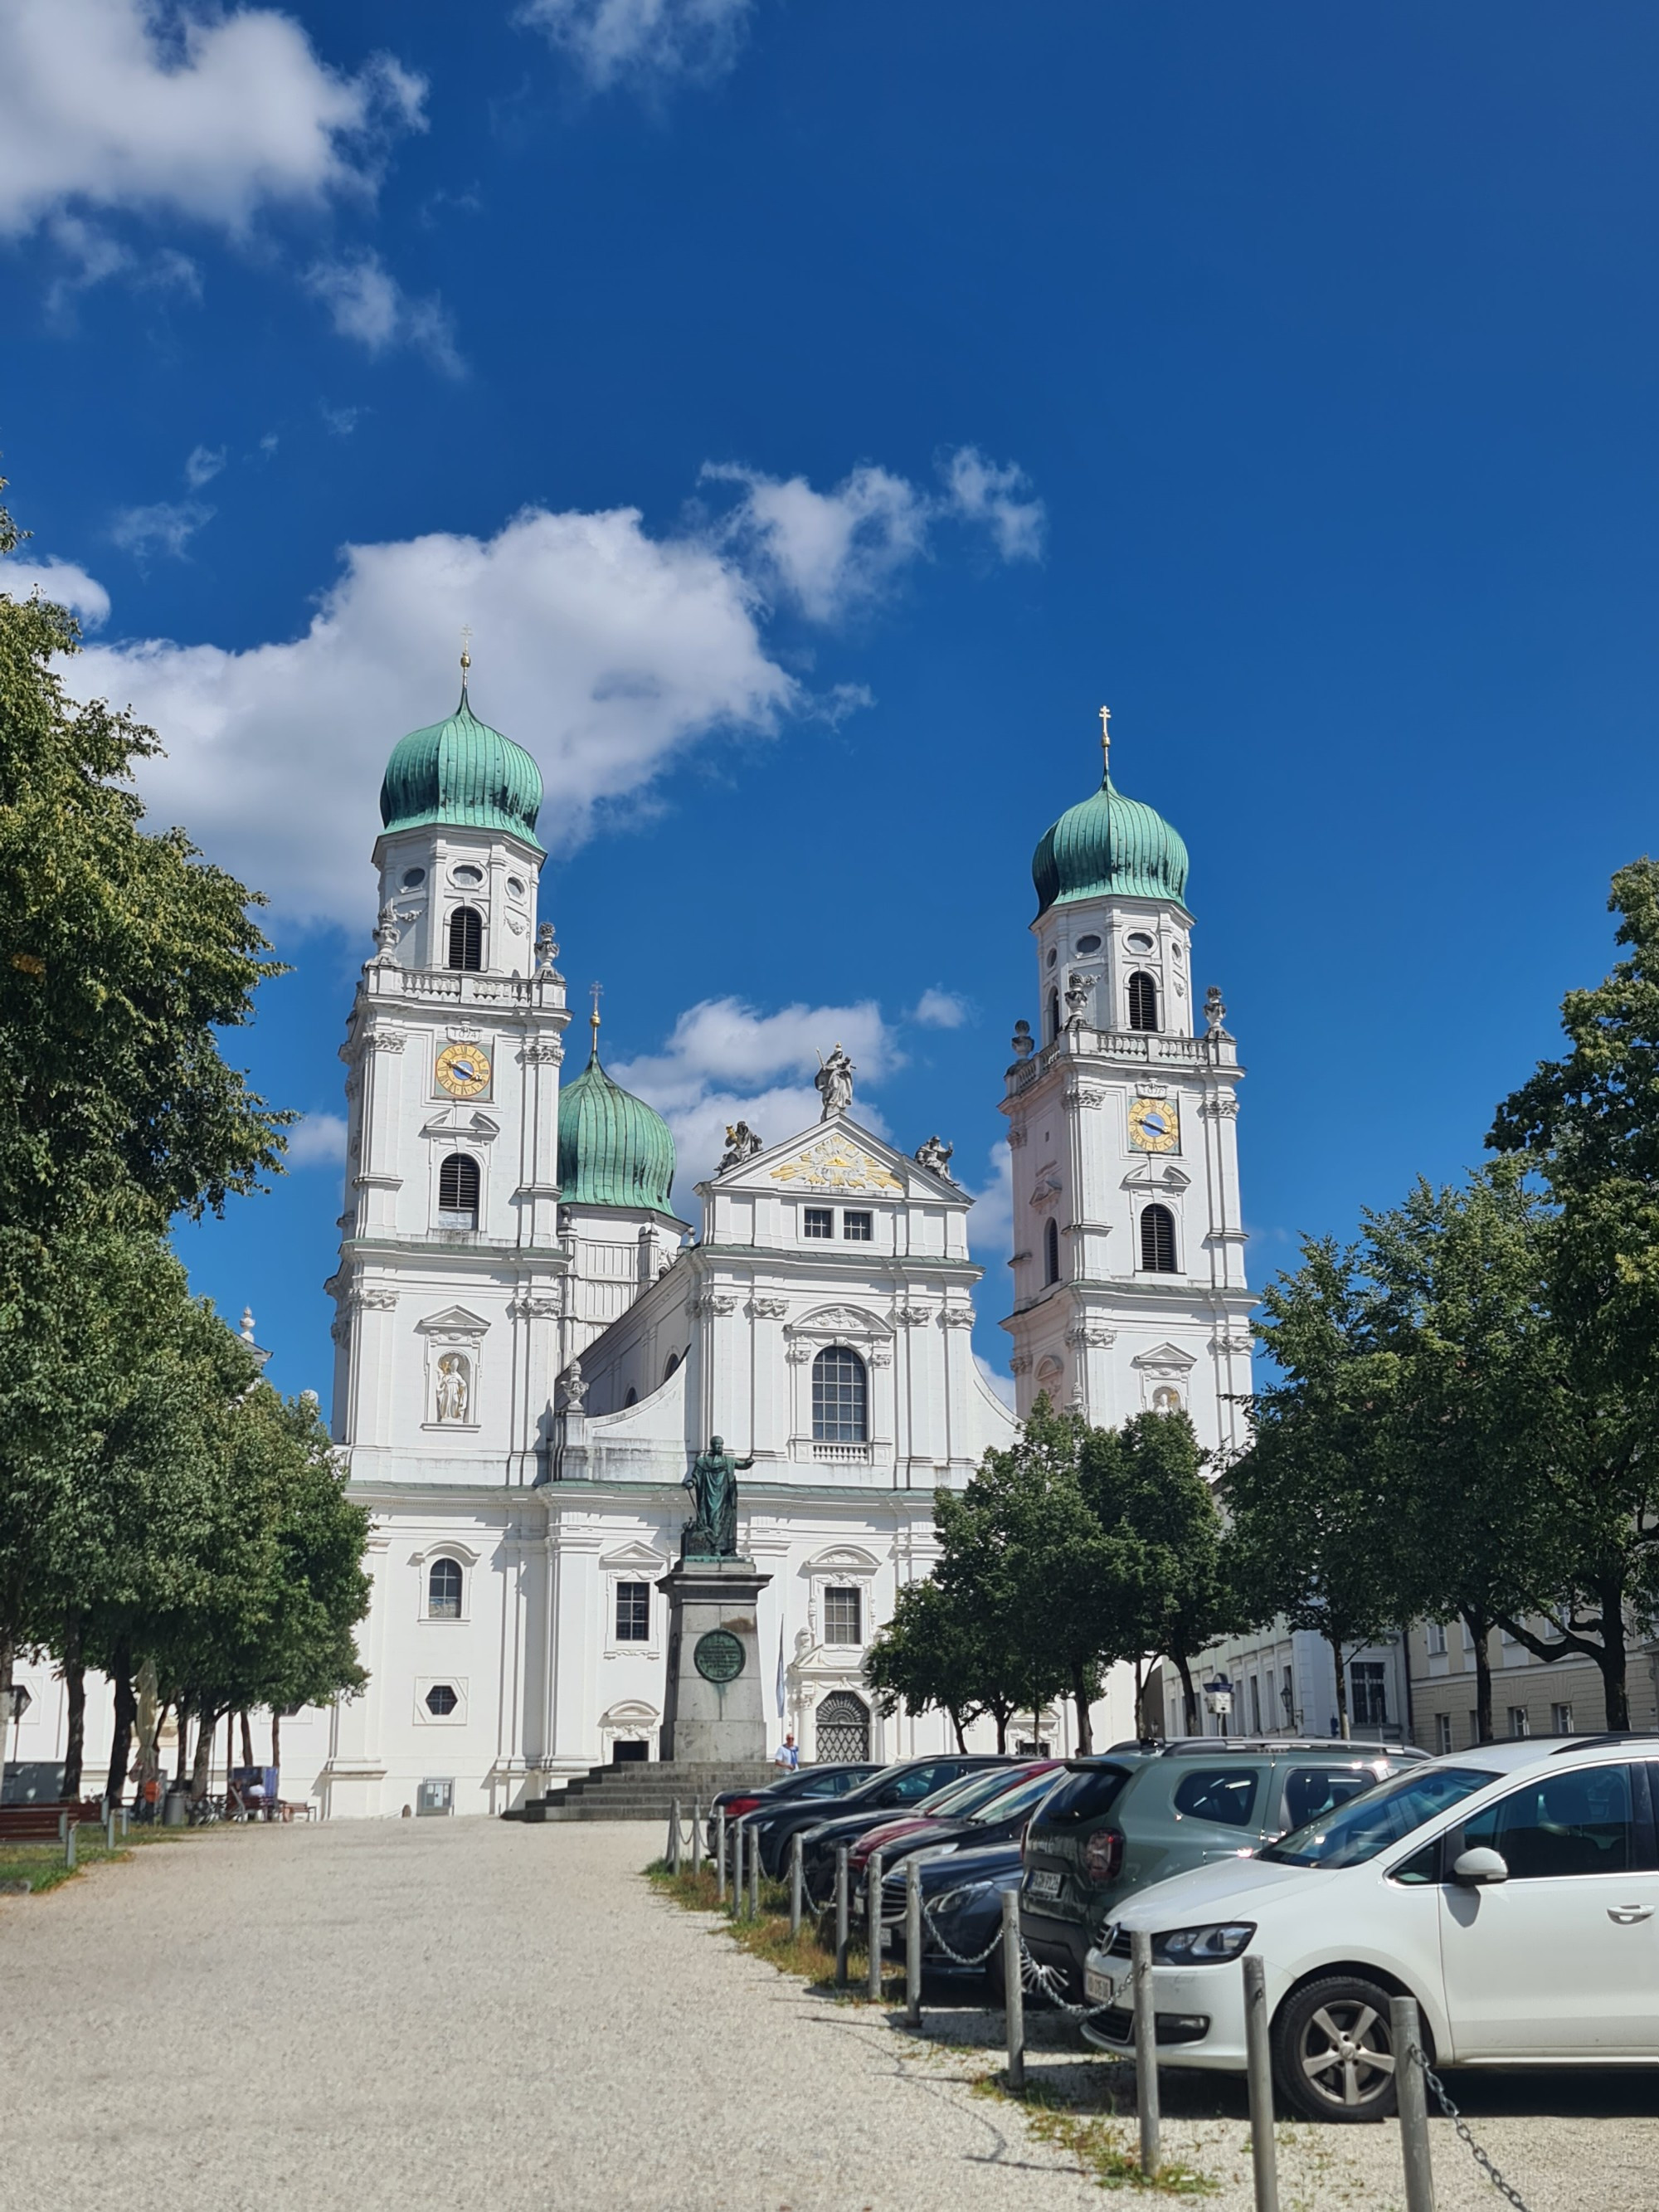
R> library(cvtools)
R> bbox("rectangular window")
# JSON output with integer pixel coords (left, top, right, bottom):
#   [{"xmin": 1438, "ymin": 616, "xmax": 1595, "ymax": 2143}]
[
  {"xmin": 803, "ymin": 1206, "xmax": 833, "ymax": 1239},
  {"xmin": 1349, "ymin": 1661, "xmax": 1388, "ymax": 1726},
  {"xmin": 1435, "ymin": 1713, "xmax": 1453, "ymax": 1756},
  {"xmin": 1248, "ymin": 1675, "xmax": 1262, "ymax": 1733},
  {"xmin": 615, "ymin": 1582, "xmax": 649, "ymax": 1643},
  {"xmin": 1426, "ymin": 1622, "xmax": 1447, "ymax": 1656},
  {"xmin": 1508, "ymin": 1705, "xmax": 1531, "ymax": 1739},
  {"xmin": 842, "ymin": 1211, "xmax": 873, "ymax": 1241},
  {"xmin": 1281, "ymin": 1667, "xmax": 1295, "ymax": 1727},
  {"xmin": 824, "ymin": 1586, "xmax": 863, "ymax": 1645},
  {"xmin": 1552, "ymin": 1703, "xmax": 1574, "ymax": 1735}
]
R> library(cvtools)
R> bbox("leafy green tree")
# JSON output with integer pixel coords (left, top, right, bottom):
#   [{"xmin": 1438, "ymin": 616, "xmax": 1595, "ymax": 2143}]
[
  {"xmin": 1486, "ymin": 859, "xmax": 1659, "ymax": 1724},
  {"xmin": 864, "ymin": 1576, "xmax": 1010, "ymax": 1751},
  {"xmin": 1223, "ymin": 1238, "xmax": 1412, "ymax": 1737}
]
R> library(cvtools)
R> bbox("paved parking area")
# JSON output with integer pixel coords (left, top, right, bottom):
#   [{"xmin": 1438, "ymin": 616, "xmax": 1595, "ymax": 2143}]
[{"xmin": 0, "ymin": 1817, "xmax": 1653, "ymax": 2210}]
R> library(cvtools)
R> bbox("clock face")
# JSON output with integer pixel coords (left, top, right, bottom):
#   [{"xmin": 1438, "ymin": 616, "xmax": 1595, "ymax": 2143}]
[
  {"xmin": 435, "ymin": 1041, "xmax": 491, "ymax": 1099},
  {"xmin": 1128, "ymin": 1095, "xmax": 1180, "ymax": 1153}
]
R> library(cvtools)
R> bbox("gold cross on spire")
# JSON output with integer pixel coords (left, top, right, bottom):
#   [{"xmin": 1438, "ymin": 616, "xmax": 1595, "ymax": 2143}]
[
  {"xmin": 460, "ymin": 622, "xmax": 472, "ymax": 679},
  {"xmin": 1098, "ymin": 704, "xmax": 1111, "ymax": 779},
  {"xmin": 589, "ymin": 979, "xmax": 603, "ymax": 1047}
]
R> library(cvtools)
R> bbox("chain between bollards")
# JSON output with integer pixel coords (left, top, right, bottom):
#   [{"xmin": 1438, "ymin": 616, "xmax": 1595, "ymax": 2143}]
[
  {"xmin": 834, "ymin": 1845, "xmax": 850, "ymax": 1987},
  {"xmin": 1000, "ymin": 1889, "xmax": 1024, "ymax": 2092},
  {"xmin": 866, "ymin": 1849, "xmax": 883, "ymax": 2001},
  {"xmin": 904, "ymin": 1859, "xmax": 922, "ymax": 2027},
  {"xmin": 1391, "ymin": 1995, "xmax": 1437, "ymax": 2212},
  {"xmin": 789, "ymin": 1831, "xmax": 804, "ymax": 1939},
  {"xmin": 1243, "ymin": 1954, "xmax": 1278, "ymax": 2212},
  {"xmin": 1131, "ymin": 1928, "xmax": 1160, "ymax": 2178}
]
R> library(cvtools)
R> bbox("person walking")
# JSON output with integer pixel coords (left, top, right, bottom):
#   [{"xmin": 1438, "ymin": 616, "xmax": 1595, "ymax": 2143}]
[{"xmin": 773, "ymin": 1733, "xmax": 799, "ymax": 1770}]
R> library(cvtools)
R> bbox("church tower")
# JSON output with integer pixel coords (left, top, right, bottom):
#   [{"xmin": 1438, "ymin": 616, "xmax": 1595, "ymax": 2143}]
[
  {"xmin": 1000, "ymin": 711, "xmax": 1253, "ymax": 1458},
  {"xmin": 327, "ymin": 659, "xmax": 572, "ymax": 1487}
]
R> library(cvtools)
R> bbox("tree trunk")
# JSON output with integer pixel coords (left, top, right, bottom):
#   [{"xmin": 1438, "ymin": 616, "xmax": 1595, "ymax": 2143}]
[
  {"xmin": 1464, "ymin": 1610, "xmax": 1494, "ymax": 1742},
  {"xmin": 240, "ymin": 1710, "xmax": 255, "ymax": 1769},
  {"xmin": 61, "ymin": 1610, "xmax": 85, "ymax": 1803},
  {"xmin": 1329, "ymin": 1635, "xmax": 1351, "ymax": 1740},
  {"xmin": 103, "ymin": 1640, "xmax": 137, "ymax": 1808},
  {"xmin": 1597, "ymin": 1576, "xmax": 1630, "ymax": 1730},
  {"xmin": 174, "ymin": 1702, "xmax": 191, "ymax": 1786},
  {"xmin": 993, "ymin": 1706, "xmax": 1008, "ymax": 1754},
  {"xmin": 1173, "ymin": 1651, "xmax": 1199, "ymax": 1737},
  {"xmin": 1070, "ymin": 1660, "xmax": 1094, "ymax": 1756},
  {"xmin": 0, "ymin": 1630, "xmax": 14, "ymax": 1797},
  {"xmin": 190, "ymin": 1705, "xmax": 217, "ymax": 1800},
  {"xmin": 271, "ymin": 1709, "xmax": 281, "ymax": 1773}
]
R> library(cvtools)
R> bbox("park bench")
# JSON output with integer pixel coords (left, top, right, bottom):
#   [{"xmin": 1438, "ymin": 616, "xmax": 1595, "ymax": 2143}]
[{"xmin": 0, "ymin": 1800, "xmax": 105, "ymax": 1843}]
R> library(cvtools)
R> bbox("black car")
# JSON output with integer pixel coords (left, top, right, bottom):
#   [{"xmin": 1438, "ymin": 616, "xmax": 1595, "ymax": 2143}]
[
  {"xmin": 748, "ymin": 1755, "xmax": 1008, "ymax": 1882},
  {"xmin": 704, "ymin": 1763, "xmax": 878, "ymax": 1855},
  {"xmin": 845, "ymin": 1760, "xmax": 1064, "ymax": 1903},
  {"xmin": 877, "ymin": 1840, "xmax": 1023, "ymax": 1995},
  {"xmin": 794, "ymin": 1756, "xmax": 1018, "ymax": 1902}
]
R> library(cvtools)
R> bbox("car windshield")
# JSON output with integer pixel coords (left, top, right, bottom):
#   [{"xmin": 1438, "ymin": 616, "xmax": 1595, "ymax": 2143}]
[
  {"xmin": 1259, "ymin": 1765, "xmax": 1498, "ymax": 1868},
  {"xmin": 917, "ymin": 1767, "xmax": 1024, "ymax": 1818},
  {"xmin": 971, "ymin": 1767, "xmax": 1063, "ymax": 1823}
]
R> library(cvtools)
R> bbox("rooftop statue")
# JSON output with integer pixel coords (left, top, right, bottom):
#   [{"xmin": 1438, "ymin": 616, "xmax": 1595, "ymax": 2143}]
[
  {"xmin": 681, "ymin": 1434, "xmax": 753, "ymax": 1559},
  {"xmin": 815, "ymin": 1042, "xmax": 854, "ymax": 1119}
]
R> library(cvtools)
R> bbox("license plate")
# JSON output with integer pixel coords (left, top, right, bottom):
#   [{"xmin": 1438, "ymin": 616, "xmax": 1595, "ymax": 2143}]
[
  {"xmin": 1085, "ymin": 1968, "xmax": 1117, "ymax": 2005},
  {"xmin": 1026, "ymin": 1869, "xmax": 1062, "ymax": 1899}
]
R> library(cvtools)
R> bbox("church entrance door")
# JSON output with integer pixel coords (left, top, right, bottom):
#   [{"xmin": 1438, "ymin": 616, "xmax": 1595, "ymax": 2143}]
[{"xmin": 815, "ymin": 1692, "xmax": 871, "ymax": 1761}]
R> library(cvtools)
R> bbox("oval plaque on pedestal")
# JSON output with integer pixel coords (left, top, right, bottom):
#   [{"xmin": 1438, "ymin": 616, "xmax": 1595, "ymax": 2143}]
[{"xmin": 693, "ymin": 1629, "xmax": 746, "ymax": 1683}]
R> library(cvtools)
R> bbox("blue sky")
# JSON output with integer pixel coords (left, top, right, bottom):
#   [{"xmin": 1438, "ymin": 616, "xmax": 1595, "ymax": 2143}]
[{"xmin": 4, "ymin": 0, "xmax": 1659, "ymax": 1401}]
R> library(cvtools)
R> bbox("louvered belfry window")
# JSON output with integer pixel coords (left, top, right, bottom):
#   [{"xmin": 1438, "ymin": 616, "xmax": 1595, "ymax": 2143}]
[
  {"xmin": 1127, "ymin": 971, "xmax": 1159, "ymax": 1031},
  {"xmin": 1140, "ymin": 1203, "xmax": 1177, "ymax": 1273},
  {"xmin": 448, "ymin": 905, "xmax": 484, "ymax": 971},
  {"xmin": 439, "ymin": 1153, "xmax": 480, "ymax": 1225}
]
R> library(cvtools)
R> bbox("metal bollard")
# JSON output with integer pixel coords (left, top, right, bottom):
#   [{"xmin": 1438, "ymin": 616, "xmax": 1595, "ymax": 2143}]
[
  {"xmin": 669, "ymin": 1797, "xmax": 682, "ymax": 1873},
  {"xmin": 120, "ymin": 1807, "xmax": 129, "ymax": 1840},
  {"xmin": 834, "ymin": 1846, "xmax": 850, "ymax": 1986},
  {"xmin": 732, "ymin": 1820, "xmax": 746, "ymax": 1917},
  {"xmin": 64, "ymin": 1821, "xmax": 76, "ymax": 1871},
  {"xmin": 1390, "ymin": 1995, "xmax": 1436, "ymax": 2212},
  {"xmin": 1131, "ymin": 1928, "xmax": 1160, "ymax": 2177},
  {"xmin": 905, "ymin": 1859, "xmax": 923, "ymax": 2027},
  {"xmin": 1000, "ymin": 1889, "xmax": 1024, "ymax": 2092},
  {"xmin": 866, "ymin": 1849, "xmax": 884, "ymax": 2000},
  {"xmin": 789, "ymin": 1831, "xmax": 804, "ymax": 1940},
  {"xmin": 716, "ymin": 1808, "xmax": 727, "ymax": 1903},
  {"xmin": 691, "ymin": 1799, "xmax": 702, "ymax": 1878},
  {"xmin": 750, "ymin": 1827, "xmax": 761, "ymax": 1918},
  {"xmin": 1243, "ymin": 1956, "xmax": 1279, "ymax": 2212},
  {"xmin": 105, "ymin": 1809, "xmax": 117, "ymax": 1851}
]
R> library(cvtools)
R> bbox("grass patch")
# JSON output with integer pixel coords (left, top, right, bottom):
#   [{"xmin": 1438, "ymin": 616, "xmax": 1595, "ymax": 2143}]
[
  {"xmin": 0, "ymin": 1822, "xmax": 201, "ymax": 1898},
  {"xmin": 971, "ymin": 2070, "xmax": 1217, "ymax": 2195},
  {"xmin": 646, "ymin": 1860, "xmax": 906, "ymax": 2001}
]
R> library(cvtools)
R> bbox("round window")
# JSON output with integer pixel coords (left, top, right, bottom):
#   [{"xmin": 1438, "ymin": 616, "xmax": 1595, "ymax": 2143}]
[
  {"xmin": 400, "ymin": 866, "xmax": 426, "ymax": 889},
  {"xmin": 506, "ymin": 875, "xmax": 526, "ymax": 898},
  {"xmin": 1074, "ymin": 933, "xmax": 1102, "ymax": 954},
  {"xmin": 1046, "ymin": 948, "xmax": 1058, "ymax": 969},
  {"xmin": 1126, "ymin": 931, "xmax": 1155, "ymax": 953},
  {"xmin": 452, "ymin": 864, "xmax": 484, "ymax": 888},
  {"xmin": 1172, "ymin": 943, "xmax": 1184, "ymax": 963}
]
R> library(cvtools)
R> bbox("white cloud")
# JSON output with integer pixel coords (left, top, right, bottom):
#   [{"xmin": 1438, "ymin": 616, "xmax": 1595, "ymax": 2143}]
[
  {"xmin": 109, "ymin": 499, "xmax": 215, "ymax": 563},
  {"xmin": 705, "ymin": 446, "xmax": 1042, "ymax": 624},
  {"xmin": 911, "ymin": 987, "xmax": 971, "ymax": 1030},
  {"xmin": 941, "ymin": 447, "xmax": 1045, "ymax": 563},
  {"xmin": 319, "ymin": 402, "xmax": 362, "ymax": 437},
  {"xmin": 304, "ymin": 251, "xmax": 460, "ymax": 376},
  {"xmin": 965, "ymin": 1141, "xmax": 1014, "ymax": 1274},
  {"xmin": 41, "ymin": 211, "xmax": 199, "ymax": 319},
  {"xmin": 518, "ymin": 0, "xmax": 758, "ymax": 90},
  {"xmin": 0, "ymin": 0, "xmax": 425, "ymax": 240},
  {"xmin": 184, "ymin": 444, "xmax": 226, "ymax": 490},
  {"xmin": 68, "ymin": 499, "xmax": 797, "ymax": 928},
  {"xmin": 975, "ymin": 1354, "xmax": 1016, "ymax": 1412},
  {"xmin": 285, "ymin": 1112, "xmax": 348, "ymax": 1167},
  {"xmin": 611, "ymin": 996, "xmax": 898, "ymax": 1190},
  {"xmin": 2, "ymin": 558, "xmax": 110, "ymax": 629}
]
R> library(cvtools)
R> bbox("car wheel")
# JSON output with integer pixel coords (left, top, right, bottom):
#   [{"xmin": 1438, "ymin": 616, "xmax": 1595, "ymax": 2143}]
[{"xmin": 1272, "ymin": 1975, "xmax": 1404, "ymax": 2124}]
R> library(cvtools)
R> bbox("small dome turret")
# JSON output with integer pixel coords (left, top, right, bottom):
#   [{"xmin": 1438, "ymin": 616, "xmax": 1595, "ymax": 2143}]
[{"xmin": 557, "ymin": 1021, "xmax": 676, "ymax": 1218}]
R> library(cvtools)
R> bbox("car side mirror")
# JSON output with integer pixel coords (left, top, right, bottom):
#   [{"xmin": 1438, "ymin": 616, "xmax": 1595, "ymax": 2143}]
[{"xmin": 1452, "ymin": 1846, "xmax": 1509, "ymax": 1885}]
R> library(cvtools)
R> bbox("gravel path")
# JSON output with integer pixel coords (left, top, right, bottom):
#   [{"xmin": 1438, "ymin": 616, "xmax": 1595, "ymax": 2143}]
[{"xmin": 1, "ymin": 1820, "xmax": 1653, "ymax": 2212}]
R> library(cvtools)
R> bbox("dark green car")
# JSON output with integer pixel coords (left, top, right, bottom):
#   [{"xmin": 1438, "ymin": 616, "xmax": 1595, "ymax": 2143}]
[{"xmin": 1019, "ymin": 1739, "xmax": 1425, "ymax": 2000}]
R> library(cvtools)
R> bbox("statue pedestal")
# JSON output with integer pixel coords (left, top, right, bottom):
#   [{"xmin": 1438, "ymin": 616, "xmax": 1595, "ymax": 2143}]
[{"xmin": 657, "ymin": 1557, "xmax": 772, "ymax": 1765}]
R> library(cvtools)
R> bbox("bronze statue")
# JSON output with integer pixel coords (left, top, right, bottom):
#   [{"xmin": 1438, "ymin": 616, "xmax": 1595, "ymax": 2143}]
[{"xmin": 681, "ymin": 1434, "xmax": 753, "ymax": 1558}]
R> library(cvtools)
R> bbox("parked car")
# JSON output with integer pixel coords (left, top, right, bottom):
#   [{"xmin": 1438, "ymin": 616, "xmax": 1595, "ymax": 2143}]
[
  {"xmin": 704, "ymin": 1764, "xmax": 878, "ymax": 1856},
  {"xmin": 1021, "ymin": 1738, "xmax": 1425, "ymax": 2000},
  {"xmin": 799, "ymin": 1759, "xmax": 1021, "ymax": 1904},
  {"xmin": 750, "ymin": 1755, "xmax": 1010, "ymax": 1883},
  {"xmin": 1080, "ymin": 1736, "xmax": 1659, "ymax": 2122},
  {"xmin": 876, "ymin": 1842, "xmax": 1024, "ymax": 1994},
  {"xmin": 849, "ymin": 1761, "xmax": 1064, "ymax": 1897}
]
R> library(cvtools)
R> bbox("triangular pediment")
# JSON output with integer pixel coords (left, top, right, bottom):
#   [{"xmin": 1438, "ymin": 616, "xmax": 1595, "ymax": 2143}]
[
  {"xmin": 761, "ymin": 1123, "xmax": 905, "ymax": 1196},
  {"xmin": 421, "ymin": 1109, "xmax": 500, "ymax": 1142},
  {"xmin": 415, "ymin": 1304, "xmax": 491, "ymax": 1337},
  {"xmin": 599, "ymin": 1539, "xmax": 667, "ymax": 1573},
  {"xmin": 1131, "ymin": 1341, "xmax": 1196, "ymax": 1373}
]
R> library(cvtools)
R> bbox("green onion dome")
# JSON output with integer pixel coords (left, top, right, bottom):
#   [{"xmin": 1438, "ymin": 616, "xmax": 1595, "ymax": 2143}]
[
  {"xmin": 380, "ymin": 680, "xmax": 545, "ymax": 853},
  {"xmin": 1032, "ymin": 770, "xmax": 1190, "ymax": 918},
  {"xmin": 557, "ymin": 1033, "xmax": 677, "ymax": 1218}
]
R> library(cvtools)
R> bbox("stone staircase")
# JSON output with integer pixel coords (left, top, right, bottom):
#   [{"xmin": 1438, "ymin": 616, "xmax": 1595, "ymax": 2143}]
[{"xmin": 504, "ymin": 1760, "xmax": 781, "ymax": 1825}]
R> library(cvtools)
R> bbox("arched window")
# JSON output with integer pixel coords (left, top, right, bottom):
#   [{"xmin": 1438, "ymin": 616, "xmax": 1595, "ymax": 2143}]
[
  {"xmin": 447, "ymin": 905, "xmax": 483, "ymax": 971},
  {"xmin": 427, "ymin": 1558, "xmax": 463, "ymax": 1619},
  {"xmin": 812, "ymin": 1345, "xmax": 868, "ymax": 1443},
  {"xmin": 438, "ymin": 1152, "xmax": 480, "ymax": 1227},
  {"xmin": 1047, "ymin": 989, "xmax": 1061, "ymax": 1043},
  {"xmin": 1127, "ymin": 970, "xmax": 1159, "ymax": 1031},
  {"xmin": 816, "ymin": 1689, "xmax": 871, "ymax": 1761},
  {"xmin": 664, "ymin": 1350, "xmax": 680, "ymax": 1380},
  {"xmin": 1044, "ymin": 1217, "xmax": 1060, "ymax": 1285},
  {"xmin": 1140, "ymin": 1203, "xmax": 1177, "ymax": 1273},
  {"xmin": 624, "ymin": 1386, "xmax": 638, "ymax": 1407}
]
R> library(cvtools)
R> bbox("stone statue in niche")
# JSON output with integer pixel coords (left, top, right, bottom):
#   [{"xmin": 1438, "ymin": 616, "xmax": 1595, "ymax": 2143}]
[
  {"xmin": 815, "ymin": 1044, "xmax": 855, "ymax": 1119},
  {"xmin": 1011, "ymin": 1019, "xmax": 1034, "ymax": 1061},
  {"xmin": 914, "ymin": 1134, "xmax": 955, "ymax": 1179},
  {"xmin": 718, "ymin": 1120, "xmax": 763, "ymax": 1172},
  {"xmin": 1151, "ymin": 1385, "xmax": 1183, "ymax": 1415},
  {"xmin": 435, "ymin": 1352, "xmax": 470, "ymax": 1423}
]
